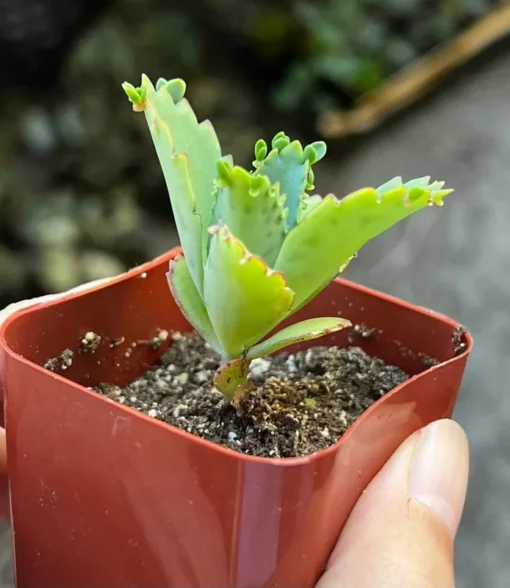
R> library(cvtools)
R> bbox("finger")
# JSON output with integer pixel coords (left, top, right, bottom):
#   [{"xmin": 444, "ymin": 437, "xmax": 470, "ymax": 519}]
[{"xmin": 318, "ymin": 419, "xmax": 469, "ymax": 588}]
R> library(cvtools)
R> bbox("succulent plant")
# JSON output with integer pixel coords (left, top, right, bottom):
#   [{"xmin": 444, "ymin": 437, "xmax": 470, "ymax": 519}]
[{"xmin": 123, "ymin": 75, "xmax": 454, "ymax": 400}]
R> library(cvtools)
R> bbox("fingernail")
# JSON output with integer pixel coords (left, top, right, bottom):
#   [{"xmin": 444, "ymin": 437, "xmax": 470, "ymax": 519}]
[{"xmin": 408, "ymin": 419, "xmax": 469, "ymax": 536}]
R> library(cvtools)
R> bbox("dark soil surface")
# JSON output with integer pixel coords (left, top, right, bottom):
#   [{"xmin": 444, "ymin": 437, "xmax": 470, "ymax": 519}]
[{"xmin": 95, "ymin": 331, "xmax": 409, "ymax": 458}]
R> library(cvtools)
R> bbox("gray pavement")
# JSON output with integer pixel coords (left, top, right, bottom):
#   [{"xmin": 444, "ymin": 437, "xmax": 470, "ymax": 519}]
[
  {"xmin": 1, "ymin": 47, "xmax": 509, "ymax": 588},
  {"xmin": 322, "ymin": 48, "xmax": 510, "ymax": 588}
]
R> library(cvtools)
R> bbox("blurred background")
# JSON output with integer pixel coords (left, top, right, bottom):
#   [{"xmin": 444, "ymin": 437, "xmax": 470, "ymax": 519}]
[{"xmin": 1, "ymin": 0, "xmax": 510, "ymax": 586}]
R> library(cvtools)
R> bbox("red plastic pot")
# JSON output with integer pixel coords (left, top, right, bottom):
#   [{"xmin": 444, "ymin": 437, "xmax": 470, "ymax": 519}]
[{"xmin": 0, "ymin": 247, "xmax": 472, "ymax": 588}]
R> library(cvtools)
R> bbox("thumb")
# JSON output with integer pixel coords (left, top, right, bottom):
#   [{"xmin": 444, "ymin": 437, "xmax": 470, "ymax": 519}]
[{"xmin": 318, "ymin": 419, "xmax": 469, "ymax": 588}]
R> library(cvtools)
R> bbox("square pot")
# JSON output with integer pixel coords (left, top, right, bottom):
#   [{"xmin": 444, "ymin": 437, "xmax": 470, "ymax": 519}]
[{"xmin": 0, "ymin": 247, "xmax": 472, "ymax": 588}]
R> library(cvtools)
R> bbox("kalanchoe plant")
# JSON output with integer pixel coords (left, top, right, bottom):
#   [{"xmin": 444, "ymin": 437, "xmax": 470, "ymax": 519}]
[{"xmin": 122, "ymin": 75, "xmax": 454, "ymax": 400}]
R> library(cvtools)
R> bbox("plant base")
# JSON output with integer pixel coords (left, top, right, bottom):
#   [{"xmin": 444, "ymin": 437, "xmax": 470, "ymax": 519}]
[{"xmin": 91, "ymin": 331, "xmax": 410, "ymax": 458}]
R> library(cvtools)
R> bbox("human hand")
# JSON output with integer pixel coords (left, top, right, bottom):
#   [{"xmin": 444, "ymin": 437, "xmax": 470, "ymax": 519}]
[{"xmin": 317, "ymin": 418, "xmax": 469, "ymax": 588}]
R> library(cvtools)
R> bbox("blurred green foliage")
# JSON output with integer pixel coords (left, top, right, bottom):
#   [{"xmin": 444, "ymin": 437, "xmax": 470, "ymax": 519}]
[
  {"xmin": 0, "ymin": 0, "xmax": 501, "ymax": 304},
  {"xmin": 203, "ymin": 0, "xmax": 500, "ymax": 115},
  {"xmin": 0, "ymin": 0, "xmax": 269, "ymax": 305}
]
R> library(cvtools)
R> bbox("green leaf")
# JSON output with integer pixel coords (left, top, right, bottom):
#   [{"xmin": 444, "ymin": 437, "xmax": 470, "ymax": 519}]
[
  {"xmin": 133, "ymin": 75, "xmax": 223, "ymax": 292},
  {"xmin": 254, "ymin": 138, "xmax": 267, "ymax": 161},
  {"xmin": 303, "ymin": 141, "xmax": 326, "ymax": 164},
  {"xmin": 165, "ymin": 78, "xmax": 186, "ymax": 102},
  {"xmin": 149, "ymin": 122, "xmax": 203, "ymax": 292},
  {"xmin": 122, "ymin": 82, "xmax": 145, "ymax": 110},
  {"xmin": 211, "ymin": 163, "xmax": 286, "ymax": 266},
  {"xmin": 253, "ymin": 133, "xmax": 327, "ymax": 229},
  {"xmin": 275, "ymin": 177, "xmax": 453, "ymax": 310},
  {"xmin": 246, "ymin": 317, "xmax": 352, "ymax": 359},
  {"xmin": 296, "ymin": 194, "xmax": 322, "ymax": 223},
  {"xmin": 167, "ymin": 256, "xmax": 222, "ymax": 354},
  {"xmin": 149, "ymin": 77, "xmax": 222, "ymax": 238},
  {"xmin": 213, "ymin": 359, "xmax": 250, "ymax": 400},
  {"xmin": 204, "ymin": 224, "xmax": 295, "ymax": 359}
]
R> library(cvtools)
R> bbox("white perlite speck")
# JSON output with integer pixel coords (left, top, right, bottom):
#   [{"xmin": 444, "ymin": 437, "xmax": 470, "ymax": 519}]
[
  {"xmin": 305, "ymin": 349, "xmax": 314, "ymax": 365},
  {"xmin": 285, "ymin": 355, "xmax": 297, "ymax": 374},
  {"xmin": 172, "ymin": 404, "xmax": 187, "ymax": 418},
  {"xmin": 249, "ymin": 358, "xmax": 271, "ymax": 377},
  {"xmin": 195, "ymin": 370, "xmax": 208, "ymax": 384},
  {"xmin": 339, "ymin": 410, "xmax": 349, "ymax": 428},
  {"xmin": 177, "ymin": 372, "xmax": 189, "ymax": 385}
]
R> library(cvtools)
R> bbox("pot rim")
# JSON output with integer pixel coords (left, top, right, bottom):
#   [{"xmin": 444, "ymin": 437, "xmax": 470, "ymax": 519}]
[{"xmin": 0, "ymin": 247, "xmax": 473, "ymax": 467}]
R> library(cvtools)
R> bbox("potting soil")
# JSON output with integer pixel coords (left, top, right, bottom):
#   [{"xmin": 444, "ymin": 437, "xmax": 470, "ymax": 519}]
[{"xmin": 95, "ymin": 331, "xmax": 409, "ymax": 458}]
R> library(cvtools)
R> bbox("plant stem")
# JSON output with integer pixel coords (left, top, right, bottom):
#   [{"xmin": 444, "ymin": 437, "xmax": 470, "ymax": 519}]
[{"xmin": 213, "ymin": 358, "xmax": 251, "ymax": 400}]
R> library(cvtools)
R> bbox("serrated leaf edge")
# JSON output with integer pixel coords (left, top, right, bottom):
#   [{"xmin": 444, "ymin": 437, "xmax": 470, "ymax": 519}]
[
  {"xmin": 246, "ymin": 317, "xmax": 352, "ymax": 359},
  {"xmin": 207, "ymin": 224, "xmax": 294, "ymax": 294}
]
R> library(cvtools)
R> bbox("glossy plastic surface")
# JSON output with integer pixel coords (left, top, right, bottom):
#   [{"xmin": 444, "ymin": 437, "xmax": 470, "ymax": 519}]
[{"xmin": 0, "ymin": 248, "xmax": 472, "ymax": 588}]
